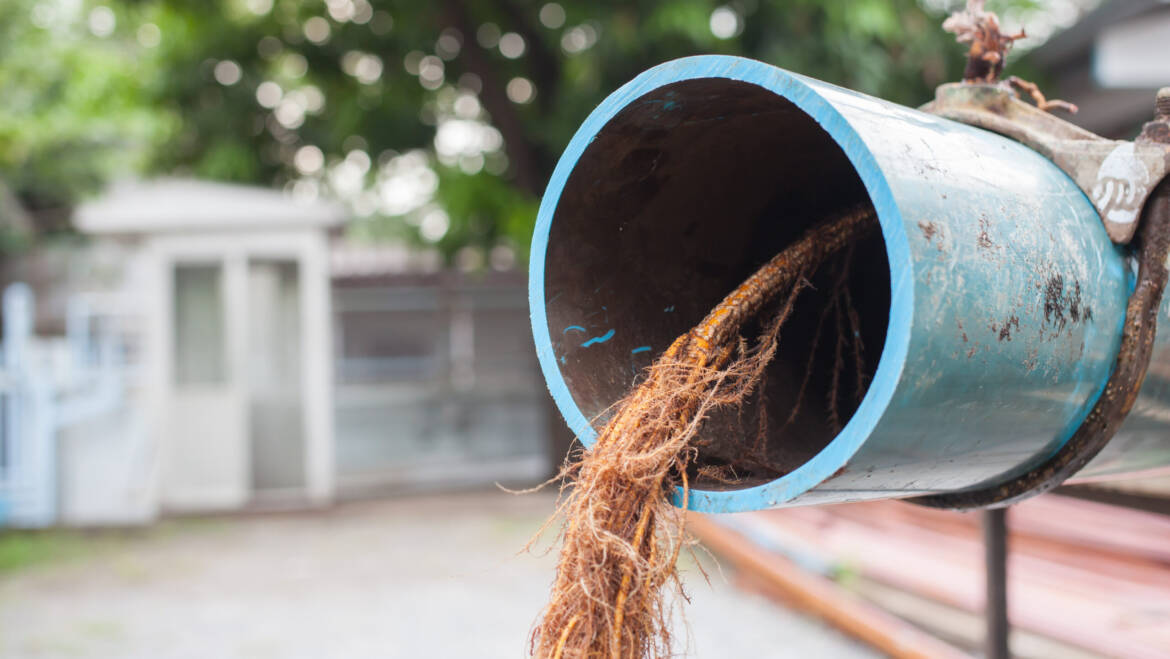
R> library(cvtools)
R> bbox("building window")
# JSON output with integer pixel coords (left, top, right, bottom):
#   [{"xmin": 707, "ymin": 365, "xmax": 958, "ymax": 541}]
[{"xmin": 173, "ymin": 263, "xmax": 226, "ymax": 386}]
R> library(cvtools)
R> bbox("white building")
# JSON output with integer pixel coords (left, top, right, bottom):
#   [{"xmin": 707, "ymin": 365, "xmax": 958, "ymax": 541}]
[
  {"xmin": 74, "ymin": 178, "xmax": 343, "ymax": 514},
  {"xmin": 1033, "ymin": 0, "xmax": 1170, "ymax": 137},
  {"xmin": 0, "ymin": 178, "xmax": 556, "ymax": 527}
]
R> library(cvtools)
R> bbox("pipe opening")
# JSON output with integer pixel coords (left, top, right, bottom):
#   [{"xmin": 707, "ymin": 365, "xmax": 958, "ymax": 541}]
[{"xmin": 544, "ymin": 78, "xmax": 890, "ymax": 490}]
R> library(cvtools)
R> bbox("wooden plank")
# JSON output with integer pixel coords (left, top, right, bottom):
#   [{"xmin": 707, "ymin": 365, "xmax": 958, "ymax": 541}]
[
  {"xmin": 688, "ymin": 513, "xmax": 971, "ymax": 659},
  {"xmin": 745, "ymin": 498, "xmax": 1170, "ymax": 658},
  {"xmin": 848, "ymin": 578, "xmax": 1102, "ymax": 659}
]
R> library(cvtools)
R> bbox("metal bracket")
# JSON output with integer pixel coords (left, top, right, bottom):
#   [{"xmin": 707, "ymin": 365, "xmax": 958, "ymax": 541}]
[{"xmin": 923, "ymin": 83, "xmax": 1170, "ymax": 244}]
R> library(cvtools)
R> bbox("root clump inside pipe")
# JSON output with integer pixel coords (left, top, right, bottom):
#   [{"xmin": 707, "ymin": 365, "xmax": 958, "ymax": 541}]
[{"xmin": 530, "ymin": 204, "xmax": 878, "ymax": 658}]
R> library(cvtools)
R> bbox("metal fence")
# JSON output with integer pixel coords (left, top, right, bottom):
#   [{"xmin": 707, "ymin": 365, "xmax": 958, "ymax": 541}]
[{"xmin": 332, "ymin": 274, "xmax": 550, "ymax": 496}]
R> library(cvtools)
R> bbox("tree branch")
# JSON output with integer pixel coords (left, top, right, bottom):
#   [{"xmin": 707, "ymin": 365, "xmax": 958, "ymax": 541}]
[
  {"xmin": 446, "ymin": 0, "xmax": 551, "ymax": 197},
  {"xmin": 488, "ymin": 0, "xmax": 560, "ymax": 111}
]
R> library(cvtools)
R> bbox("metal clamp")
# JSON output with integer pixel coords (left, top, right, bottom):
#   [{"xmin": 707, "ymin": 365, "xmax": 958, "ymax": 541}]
[
  {"xmin": 913, "ymin": 87, "xmax": 1170, "ymax": 510},
  {"xmin": 923, "ymin": 84, "xmax": 1170, "ymax": 244}
]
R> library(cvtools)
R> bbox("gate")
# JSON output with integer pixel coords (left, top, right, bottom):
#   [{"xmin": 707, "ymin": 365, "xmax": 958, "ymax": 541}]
[{"xmin": 0, "ymin": 283, "xmax": 139, "ymax": 527}]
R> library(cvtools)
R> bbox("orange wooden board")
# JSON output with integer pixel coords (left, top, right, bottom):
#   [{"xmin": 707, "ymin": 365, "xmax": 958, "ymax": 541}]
[{"xmin": 707, "ymin": 495, "xmax": 1170, "ymax": 658}]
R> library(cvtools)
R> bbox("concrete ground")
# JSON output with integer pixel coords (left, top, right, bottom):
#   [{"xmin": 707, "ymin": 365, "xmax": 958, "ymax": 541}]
[{"xmin": 0, "ymin": 491, "xmax": 878, "ymax": 658}]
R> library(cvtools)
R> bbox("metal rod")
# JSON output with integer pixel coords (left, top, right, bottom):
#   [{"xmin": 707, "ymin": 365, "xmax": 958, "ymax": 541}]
[{"xmin": 984, "ymin": 507, "xmax": 1010, "ymax": 659}]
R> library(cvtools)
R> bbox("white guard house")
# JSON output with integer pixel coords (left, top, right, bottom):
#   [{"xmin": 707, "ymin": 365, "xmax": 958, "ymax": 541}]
[{"xmin": 75, "ymin": 179, "xmax": 344, "ymax": 512}]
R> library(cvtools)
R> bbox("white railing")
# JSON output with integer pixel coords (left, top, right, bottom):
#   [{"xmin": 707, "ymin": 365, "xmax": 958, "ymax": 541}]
[{"xmin": 0, "ymin": 283, "xmax": 134, "ymax": 528}]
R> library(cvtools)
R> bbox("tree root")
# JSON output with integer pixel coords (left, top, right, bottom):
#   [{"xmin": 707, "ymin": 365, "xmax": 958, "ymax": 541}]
[{"xmin": 529, "ymin": 204, "xmax": 877, "ymax": 658}]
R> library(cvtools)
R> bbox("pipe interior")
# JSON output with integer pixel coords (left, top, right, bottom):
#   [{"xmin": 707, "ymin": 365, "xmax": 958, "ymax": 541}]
[{"xmin": 544, "ymin": 78, "xmax": 890, "ymax": 490}]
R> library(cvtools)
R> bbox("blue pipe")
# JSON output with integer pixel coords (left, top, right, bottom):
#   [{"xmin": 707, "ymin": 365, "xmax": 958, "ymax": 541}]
[{"xmin": 529, "ymin": 56, "xmax": 1163, "ymax": 513}]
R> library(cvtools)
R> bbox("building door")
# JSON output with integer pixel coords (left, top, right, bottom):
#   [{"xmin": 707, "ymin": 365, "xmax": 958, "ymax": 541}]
[
  {"xmin": 165, "ymin": 260, "xmax": 249, "ymax": 509},
  {"xmin": 154, "ymin": 233, "xmax": 331, "ymax": 512},
  {"xmin": 246, "ymin": 259, "xmax": 306, "ymax": 500}
]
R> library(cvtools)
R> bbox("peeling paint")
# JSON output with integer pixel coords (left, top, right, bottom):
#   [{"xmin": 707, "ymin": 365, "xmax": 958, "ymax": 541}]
[
  {"xmin": 1043, "ymin": 274, "xmax": 1091, "ymax": 335},
  {"xmin": 994, "ymin": 315, "xmax": 1020, "ymax": 342},
  {"xmin": 977, "ymin": 216, "xmax": 996, "ymax": 250}
]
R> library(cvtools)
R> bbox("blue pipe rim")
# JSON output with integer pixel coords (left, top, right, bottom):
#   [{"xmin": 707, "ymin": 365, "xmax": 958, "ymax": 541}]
[{"xmin": 528, "ymin": 55, "xmax": 914, "ymax": 512}]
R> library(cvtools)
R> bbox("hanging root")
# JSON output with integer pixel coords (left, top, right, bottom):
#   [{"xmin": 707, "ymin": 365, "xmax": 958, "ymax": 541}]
[
  {"xmin": 1006, "ymin": 76, "xmax": 1078, "ymax": 114},
  {"xmin": 529, "ymin": 204, "xmax": 877, "ymax": 658}
]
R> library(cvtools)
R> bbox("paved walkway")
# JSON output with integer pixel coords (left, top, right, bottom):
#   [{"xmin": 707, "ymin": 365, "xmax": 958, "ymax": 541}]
[{"xmin": 0, "ymin": 491, "xmax": 876, "ymax": 658}]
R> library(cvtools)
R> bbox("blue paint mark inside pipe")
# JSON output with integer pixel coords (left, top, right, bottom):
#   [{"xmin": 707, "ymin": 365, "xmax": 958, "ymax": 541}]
[
  {"xmin": 631, "ymin": 346, "xmax": 651, "ymax": 354},
  {"xmin": 581, "ymin": 329, "xmax": 615, "ymax": 347},
  {"xmin": 563, "ymin": 325, "xmax": 586, "ymax": 334}
]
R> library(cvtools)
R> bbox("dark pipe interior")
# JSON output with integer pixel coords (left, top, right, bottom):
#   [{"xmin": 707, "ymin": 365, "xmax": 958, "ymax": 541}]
[{"xmin": 544, "ymin": 78, "xmax": 890, "ymax": 489}]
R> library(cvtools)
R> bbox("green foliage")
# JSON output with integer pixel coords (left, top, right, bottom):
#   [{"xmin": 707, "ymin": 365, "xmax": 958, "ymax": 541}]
[
  {"xmin": 0, "ymin": 529, "xmax": 93, "ymax": 574},
  {"xmin": 1, "ymin": 0, "xmax": 1068, "ymax": 260},
  {"xmin": 435, "ymin": 167, "xmax": 541, "ymax": 258},
  {"xmin": 0, "ymin": 0, "xmax": 175, "ymax": 228},
  {"xmin": 0, "ymin": 519, "xmax": 223, "ymax": 575}
]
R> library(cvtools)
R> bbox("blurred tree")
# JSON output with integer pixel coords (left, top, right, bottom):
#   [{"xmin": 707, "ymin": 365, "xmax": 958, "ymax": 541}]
[
  {"xmin": 1, "ymin": 0, "xmax": 1087, "ymax": 261},
  {"xmin": 0, "ymin": 0, "xmax": 174, "ymax": 244}
]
